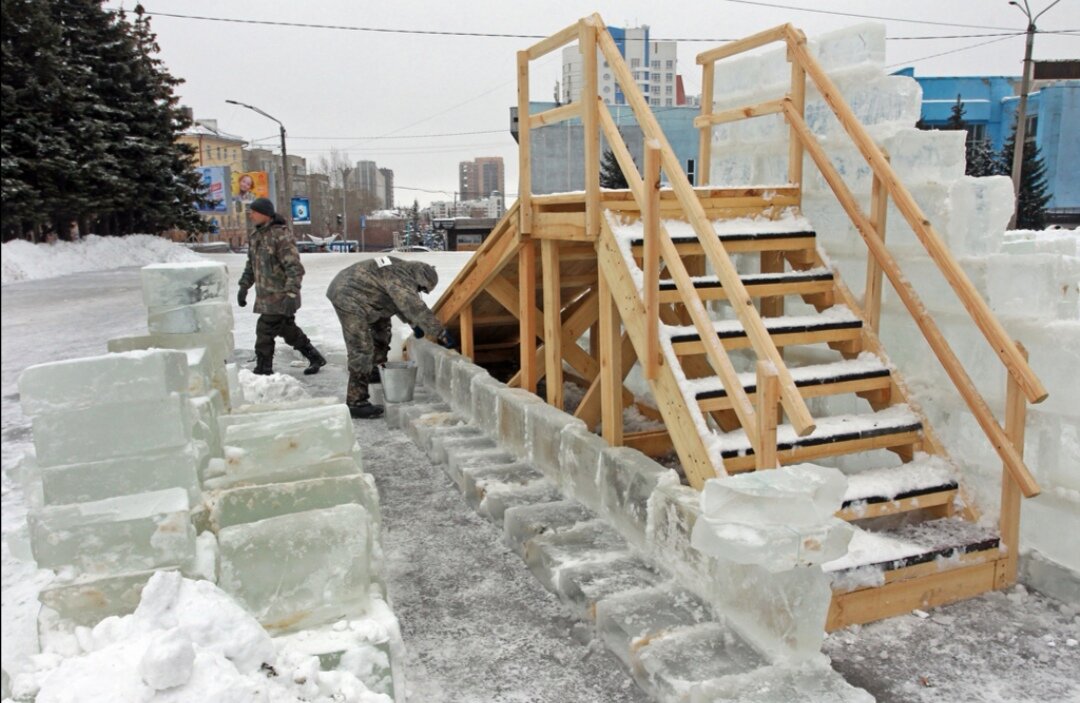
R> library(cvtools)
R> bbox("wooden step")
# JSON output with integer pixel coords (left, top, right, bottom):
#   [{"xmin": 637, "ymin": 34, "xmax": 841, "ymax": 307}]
[
  {"xmin": 717, "ymin": 407, "xmax": 923, "ymax": 472},
  {"xmin": 825, "ymin": 518, "xmax": 1001, "ymax": 630},
  {"xmin": 689, "ymin": 355, "xmax": 891, "ymax": 412},
  {"xmin": 657, "ymin": 268, "xmax": 834, "ymax": 304},
  {"xmin": 667, "ymin": 308, "xmax": 863, "ymax": 355},
  {"xmin": 838, "ymin": 458, "xmax": 960, "ymax": 521},
  {"xmin": 630, "ymin": 229, "xmax": 818, "ymax": 256}
]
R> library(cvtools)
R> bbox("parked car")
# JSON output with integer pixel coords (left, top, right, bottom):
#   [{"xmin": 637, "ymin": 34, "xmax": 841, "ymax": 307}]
[{"xmin": 378, "ymin": 245, "xmax": 434, "ymax": 253}]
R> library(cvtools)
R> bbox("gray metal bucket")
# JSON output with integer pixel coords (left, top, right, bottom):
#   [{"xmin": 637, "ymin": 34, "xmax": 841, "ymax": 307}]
[{"xmin": 379, "ymin": 361, "xmax": 418, "ymax": 403}]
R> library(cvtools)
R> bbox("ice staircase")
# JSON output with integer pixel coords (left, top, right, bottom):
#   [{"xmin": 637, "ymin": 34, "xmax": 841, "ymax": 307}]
[{"xmin": 432, "ymin": 15, "xmax": 1047, "ymax": 634}]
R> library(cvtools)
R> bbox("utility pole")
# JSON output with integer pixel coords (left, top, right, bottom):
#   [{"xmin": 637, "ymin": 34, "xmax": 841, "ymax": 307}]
[
  {"xmin": 341, "ymin": 167, "xmax": 352, "ymax": 247},
  {"xmin": 226, "ymin": 99, "xmax": 292, "ymax": 225},
  {"xmin": 1006, "ymin": 0, "xmax": 1060, "ymax": 229}
]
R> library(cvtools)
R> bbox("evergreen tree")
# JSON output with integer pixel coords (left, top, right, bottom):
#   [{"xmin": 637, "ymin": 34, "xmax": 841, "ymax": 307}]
[
  {"xmin": 600, "ymin": 148, "xmax": 629, "ymax": 189},
  {"xmin": 998, "ymin": 119, "xmax": 1051, "ymax": 230},
  {"xmin": 965, "ymin": 139, "xmax": 998, "ymax": 178},
  {"xmin": 945, "ymin": 94, "xmax": 967, "ymax": 131}
]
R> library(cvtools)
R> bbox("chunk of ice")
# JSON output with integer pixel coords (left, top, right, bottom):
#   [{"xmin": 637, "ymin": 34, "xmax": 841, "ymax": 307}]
[
  {"xmin": 37, "ymin": 568, "xmax": 175, "ymax": 627},
  {"xmin": 699, "ymin": 464, "xmax": 848, "ymax": 526},
  {"xmin": 203, "ymin": 456, "xmax": 361, "ymax": 492},
  {"xmin": 40, "ymin": 442, "xmax": 205, "ymax": 506},
  {"xmin": 221, "ymin": 405, "xmax": 355, "ymax": 480},
  {"xmin": 211, "ymin": 473, "xmax": 380, "ymax": 532},
  {"xmin": 692, "ymin": 517, "xmax": 854, "ymax": 572},
  {"xmin": 632, "ymin": 622, "xmax": 766, "ymax": 702},
  {"xmin": 147, "ymin": 301, "xmax": 234, "ymax": 336},
  {"xmin": 140, "ymin": 262, "xmax": 229, "ymax": 309}
]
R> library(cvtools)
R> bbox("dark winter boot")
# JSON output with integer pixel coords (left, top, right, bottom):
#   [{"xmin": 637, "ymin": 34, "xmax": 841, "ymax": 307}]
[
  {"xmin": 253, "ymin": 353, "xmax": 274, "ymax": 376},
  {"xmin": 298, "ymin": 342, "xmax": 327, "ymax": 375},
  {"xmin": 348, "ymin": 401, "xmax": 384, "ymax": 419}
]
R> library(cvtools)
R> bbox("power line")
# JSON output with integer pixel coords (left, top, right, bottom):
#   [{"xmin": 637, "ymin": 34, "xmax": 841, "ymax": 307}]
[
  {"xmin": 718, "ymin": 0, "xmax": 1021, "ymax": 31},
  {"xmin": 886, "ymin": 33, "xmax": 1024, "ymax": 69},
  {"xmin": 250, "ymin": 129, "xmax": 509, "ymax": 142}
]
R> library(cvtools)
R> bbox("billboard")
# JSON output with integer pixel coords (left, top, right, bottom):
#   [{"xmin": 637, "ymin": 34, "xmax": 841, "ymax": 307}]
[
  {"xmin": 231, "ymin": 171, "xmax": 270, "ymax": 206},
  {"xmin": 196, "ymin": 166, "xmax": 228, "ymax": 212},
  {"xmin": 291, "ymin": 197, "xmax": 311, "ymax": 224}
]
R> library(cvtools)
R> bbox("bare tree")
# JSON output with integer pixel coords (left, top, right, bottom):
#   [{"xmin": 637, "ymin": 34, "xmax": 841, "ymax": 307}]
[{"xmin": 311, "ymin": 147, "xmax": 353, "ymax": 188}]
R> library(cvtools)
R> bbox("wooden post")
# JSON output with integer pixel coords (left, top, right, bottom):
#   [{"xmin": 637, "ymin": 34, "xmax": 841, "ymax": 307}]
[
  {"xmin": 589, "ymin": 321, "xmax": 600, "ymax": 359},
  {"xmin": 517, "ymin": 51, "xmax": 532, "ymax": 235},
  {"xmin": 541, "ymin": 239, "xmax": 563, "ymax": 408},
  {"xmin": 519, "ymin": 240, "xmax": 538, "ymax": 393},
  {"xmin": 581, "ymin": 20, "xmax": 601, "ymax": 238},
  {"xmin": 460, "ymin": 303, "xmax": 475, "ymax": 360},
  {"xmin": 698, "ymin": 61, "xmax": 715, "ymax": 187},
  {"xmin": 864, "ymin": 151, "xmax": 890, "ymax": 333},
  {"xmin": 755, "ymin": 361, "xmax": 780, "ymax": 470},
  {"xmin": 760, "ymin": 251, "xmax": 785, "ymax": 318},
  {"xmin": 598, "ymin": 267, "xmax": 623, "ymax": 446},
  {"xmin": 786, "ymin": 29, "xmax": 806, "ymax": 203},
  {"xmin": 998, "ymin": 341, "xmax": 1028, "ymax": 588},
  {"xmin": 643, "ymin": 139, "xmax": 662, "ymax": 380}
]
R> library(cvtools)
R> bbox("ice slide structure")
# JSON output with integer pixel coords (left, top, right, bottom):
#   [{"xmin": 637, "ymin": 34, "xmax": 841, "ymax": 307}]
[{"xmin": 431, "ymin": 15, "xmax": 1050, "ymax": 648}]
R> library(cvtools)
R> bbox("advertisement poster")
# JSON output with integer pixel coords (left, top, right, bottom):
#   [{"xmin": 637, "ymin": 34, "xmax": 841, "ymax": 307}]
[
  {"xmin": 196, "ymin": 166, "xmax": 228, "ymax": 212},
  {"xmin": 231, "ymin": 171, "xmax": 270, "ymax": 206},
  {"xmin": 291, "ymin": 197, "xmax": 311, "ymax": 224}
]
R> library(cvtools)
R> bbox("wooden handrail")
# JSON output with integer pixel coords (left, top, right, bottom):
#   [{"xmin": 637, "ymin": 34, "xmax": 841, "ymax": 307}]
[
  {"xmin": 596, "ymin": 21, "xmax": 817, "ymax": 438},
  {"xmin": 598, "ymin": 104, "xmax": 761, "ymax": 451},
  {"xmin": 692, "ymin": 97, "xmax": 789, "ymax": 129},
  {"xmin": 696, "ymin": 24, "xmax": 791, "ymax": 65},
  {"xmin": 526, "ymin": 19, "xmax": 582, "ymax": 60},
  {"xmin": 529, "ymin": 101, "xmax": 582, "ymax": 129},
  {"xmin": 643, "ymin": 140, "xmax": 661, "ymax": 380}
]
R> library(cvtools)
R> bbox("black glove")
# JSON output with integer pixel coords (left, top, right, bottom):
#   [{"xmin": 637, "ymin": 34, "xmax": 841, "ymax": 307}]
[
  {"xmin": 437, "ymin": 330, "xmax": 458, "ymax": 349},
  {"xmin": 237, "ymin": 288, "xmax": 248, "ymax": 307},
  {"xmin": 412, "ymin": 326, "xmax": 425, "ymax": 339}
]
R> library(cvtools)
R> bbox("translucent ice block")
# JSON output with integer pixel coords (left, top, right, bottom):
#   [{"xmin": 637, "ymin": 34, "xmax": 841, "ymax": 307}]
[
  {"xmin": 632, "ymin": 622, "xmax": 765, "ymax": 702},
  {"xmin": 19, "ymin": 349, "xmax": 189, "ymax": 417},
  {"xmin": 599, "ymin": 447, "xmax": 679, "ymax": 548},
  {"xmin": 211, "ymin": 473, "xmax": 380, "ymax": 532},
  {"xmin": 524, "ymin": 402, "xmax": 586, "ymax": 479},
  {"xmin": 497, "ymin": 387, "xmax": 546, "ymax": 460},
  {"xmin": 217, "ymin": 504, "xmax": 373, "ymax": 632},
  {"xmin": 691, "ymin": 516, "xmax": 853, "ymax": 572},
  {"xmin": 558, "ymin": 424, "xmax": 608, "ymax": 512},
  {"xmin": 687, "ymin": 662, "xmax": 875, "ymax": 703},
  {"xmin": 40, "ymin": 441, "xmax": 205, "ymax": 506},
  {"xmin": 698, "ymin": 464, "xmax": 847, "ymax": 526},
  {"xmin": 28, "ymin": 487, "xmax": 195, "ymax": 576},
  {"xmin": 32, "ymin": 393, "xmax": 194, "ymax": 468},
  {"xmin": 147, "ymin": 301, "xmax": 234, "ymax": 336},
  {"xmin": 37, "ymin": 568, "xmax": 171, "ymax": 626},
  {"xmin": 140, "ymin": 261, "xmax": 229, "ymax": 309},
  {"xmin": 182, "ymin": 348, "xmax": 214, "ymax": 396},
  {"xmin": 595, "ymin": 585, "xmax": 712, "ymax": 666},
  {"xmin": 203, "ymin": 456, "xmax": 362, "ymax": 492},
  {"xmin": 451, "ymin": 359, "xmax": 489, "ymax": 420},
  {"xmin": 221, "ymin": 405, "xmax": 355, "ymax": 480}
]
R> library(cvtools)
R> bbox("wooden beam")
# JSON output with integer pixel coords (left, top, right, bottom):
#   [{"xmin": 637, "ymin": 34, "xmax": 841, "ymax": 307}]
[
  {"xmin": 723, "ymin": 429, "xmax": 922, "ymax": 473},
  {"xmin": 434, "ymin": 202, "xmax": 519, "ymax": 323},
  {"xmin": 863, "ymin": 153, "xmax": 889, "ymax": 334},
  {"xmin": 755, "ymin": 362, "xmax": 780, "ymax": 470},
  {"xmin": 643, "ymin": 139, "xmax": 661, "ymax": 381},
  {"xmin": 598, "ymin": 262, "xmax": 623, "ymax": 446},
  {"xmin": 581, "ymin": 19, "xmax": 601, "ymax": 239},
  {"xmin": 696, "ymin": 24, "xmax": 790, "ymax": 65},
  {"xmin": 624, "ymin": 429, "xmax": 674, "ymax": 458},
  {"xmin": 574, "ymin": 332, "xmax": 635, "ymax": 430},
  {"xmin": 526, "ymin": 19, "xmax": 582, "ymax": 60},
  {"xmin": 786, "ymin": 29, "xmax": 1047, "ymax": 406},
  {"xmin": 517, "ymin": 51, "xmax": 532, "ymax": 235},
  {"xmin": 836, "ymin": 488, "xmax": 957, "ymax": 522},
  {"xmin": 541, "ymin": 239, "xmax": 563, "ymax": 408},
  {"xmin": 699, "ymin": 374, "xmax": 892, "ymax": 413},
  {"xmin": 532, "ymin": 211, "xmax": 590, "ymax": 241},
  {"xmin": 692, "ymin": 97, "xmax": 788, "ymax": 128},
  {"xmin": 529, "ymin": 101, "xmax": 582, "ymax": 129},
  {"xmin": 518, "ymin": 239, "xmax": 538, "ymax": 392},
  {"xmin": 698, "ymin": 61, "xmax": 714, "ymax": 187},
  {"xmin": 786, "ymin": 28, "xmax": 806, "ymax": 201},
  {"xmin": 460, "ymin": 304, "xmax": 475, "ymax": 359},
  {"xmin": 530, "ymin": 185, "xmax": 801, "ymax": 208},
  {"xmin": 758, "ymin": 251, "xmax": 786, "ymax": 317},
  {"xmin": 783, "ymin": 100, "xmax": 1040, "ymax": 499},
  {"xmin": 998, "ymin": 341, "xmax": 1028, "ymax": 589}
]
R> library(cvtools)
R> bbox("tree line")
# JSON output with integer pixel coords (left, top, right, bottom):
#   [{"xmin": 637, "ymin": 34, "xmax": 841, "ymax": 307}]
[{"xmin": 1, "ymin": 0, "xmax": 208, "ymax": 242}]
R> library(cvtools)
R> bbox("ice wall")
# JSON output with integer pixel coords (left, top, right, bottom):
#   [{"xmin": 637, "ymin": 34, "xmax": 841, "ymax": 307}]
[{"xmin": 707, "ymin": 23, "xmax": 1080, "ymax": 595}]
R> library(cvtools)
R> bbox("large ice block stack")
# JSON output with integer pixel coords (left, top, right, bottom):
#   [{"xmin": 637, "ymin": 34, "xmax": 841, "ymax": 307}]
[
  {"xmin": 108, "ymin": 262, "xmax": 238, "ymax": 408},
  {"xmin": 18, "ymin": 349, "xmax": 208, "ymax": 624}
]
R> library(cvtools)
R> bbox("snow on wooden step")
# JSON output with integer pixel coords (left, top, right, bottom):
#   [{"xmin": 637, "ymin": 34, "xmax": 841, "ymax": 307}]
[
  {"xmin": 662, "ymin": 305, "xmax": 861, "ymax": 343},
  {"xmin": 824, "ymin": 517, "xmax": 999, "ymax": 574},
  {"xmin": 715, "ymin": 404, "xmax": 921, "ymax": 458},
  {"xmin": 842, "ymin": 455, "xmax": 958, "ymax": 505},
  {"xmin": 686, "ymin": 352, "xmax": 889, "ymax": 399},
  {"xmin": 616, "ymin": 209, "xmax": 817, "ymax": 245},
  {"xmin": 658, "ymin": 267, "xmax": 833, "ymax": 290}
]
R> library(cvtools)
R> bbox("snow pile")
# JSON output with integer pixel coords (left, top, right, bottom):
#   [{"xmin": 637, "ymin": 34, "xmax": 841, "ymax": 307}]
[
  {"xmin": 18, "ymin": 571, "xmax": 389, "ymax": 703},
  {"xmin": 237, "ymin": 369, "xmax": 310, "ymax": 405},
  {"xmin": 1, "ymin": 235, "xmax": 203, "ymax": 285}
]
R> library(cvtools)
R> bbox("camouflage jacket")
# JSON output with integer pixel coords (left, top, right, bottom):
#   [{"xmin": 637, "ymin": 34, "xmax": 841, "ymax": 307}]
[
  {"xmin": 326, "ymin": 257, "xmax": 444, "ymax": 337},
  {"xmin": 238, "ymin": 215, "xmax": 305, "ymax": 315}
]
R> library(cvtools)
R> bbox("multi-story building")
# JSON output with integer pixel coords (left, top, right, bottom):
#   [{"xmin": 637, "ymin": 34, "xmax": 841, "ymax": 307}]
[
  {"xmin": 459, "ymin": 157, "xmax": 505, "ymax": 201},
  {"xmin": 243, "ymin": 148, "xmax": 306, "ymax": 215},
  {"xmin": 562, "ymin": 26, "xmax": 683, "ymax": 107},
  {"xmin": 378, "ymin": 167, "xmax": 395, "ymax": 209},
  {"xmin": 177, "ymin": 118, "xmax": 247, "ymax": 242},
  {"xmin": 352, "ymin": 160, "xmax": 380, "ymax": 199}
]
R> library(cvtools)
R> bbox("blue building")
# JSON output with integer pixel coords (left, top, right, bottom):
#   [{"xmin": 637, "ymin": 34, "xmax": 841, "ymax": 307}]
[{"xmin": 899, "ymin": 67, "xmax": 1080, "ymax": 224}]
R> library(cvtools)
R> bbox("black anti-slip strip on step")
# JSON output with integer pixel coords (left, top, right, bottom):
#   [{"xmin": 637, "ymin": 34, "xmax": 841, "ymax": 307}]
[
  {"xmin": 658, "ymin": 271, "xmax": 834, "ymax": 291},
  {"xmin": 840, "ymin": 481, "xmax": 960, "ymax": 508},
  {"xmin": 845, "ymin": 536, "xmax": 1001, "ymax": 574},
  {"xmin": 719, "ymin": 420, "xmax": 923, "ymax": 459},
  {"xmin": 670, "ymin": 318, "xmax": 862, "ymax": 344},
  {"xmin": 630, "ymin": 230, "xmax": 817, "ymax": 246},
  {"xmin": 696, "ymin": 367, "xmax": 890, "ymax": 400}
]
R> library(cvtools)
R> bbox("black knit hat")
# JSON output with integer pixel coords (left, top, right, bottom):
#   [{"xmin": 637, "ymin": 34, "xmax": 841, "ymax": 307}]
[{"xmin": 250, "ymin": 198, "xmax": 275, "ymax": 217}]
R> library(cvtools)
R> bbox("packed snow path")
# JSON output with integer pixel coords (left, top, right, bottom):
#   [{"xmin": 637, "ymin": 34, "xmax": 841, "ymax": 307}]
[{"xmin": 2, "ymin": 255, "xmax": 1078, "ymax": 702}]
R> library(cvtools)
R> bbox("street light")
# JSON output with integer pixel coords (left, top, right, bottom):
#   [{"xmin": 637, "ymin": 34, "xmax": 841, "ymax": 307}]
[
  {"xmin": 226, "ymin": 99, "xmax": 291, "ymax": 224},
  {"xmin": 341, "ymin": 166, "xmax": 352, "ymax": 248}
]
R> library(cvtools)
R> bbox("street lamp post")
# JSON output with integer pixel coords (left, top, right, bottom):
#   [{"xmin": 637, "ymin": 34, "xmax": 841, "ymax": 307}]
[
  {"xmin": 226, "ymin": 99, "xmax": 291, "ymax": 224},
  {"xmin": 341, "ymin": 167, "xmax": 352, "ymax": 248}
]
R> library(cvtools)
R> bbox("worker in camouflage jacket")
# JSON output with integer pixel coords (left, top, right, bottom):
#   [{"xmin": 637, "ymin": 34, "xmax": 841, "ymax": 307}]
[
  {"xmin": 237, "ymin": 198, "xmax": 326, "ymax": 376},
  {"xmin": 327, "ymin": 256, "xmax": 456, "ymax": 418}
]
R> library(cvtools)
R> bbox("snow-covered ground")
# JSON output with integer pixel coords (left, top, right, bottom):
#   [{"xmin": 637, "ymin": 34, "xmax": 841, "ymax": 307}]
[
  {"xmin": 2, "ymin": 241, "xmax": 1078, "ymax": 701},
  {"xmin": 1, "ymin": 235, "xmax": 204, "ymax": 285}
]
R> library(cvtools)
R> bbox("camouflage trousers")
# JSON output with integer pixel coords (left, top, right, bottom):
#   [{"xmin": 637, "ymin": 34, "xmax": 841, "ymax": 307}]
[
  {"xmin": 255, "ymin": 314, "xmax": 311, "ymax": 359},
  {"xmin": 334, "ymin": 307, "xmax": 392, "ymax": 405}
]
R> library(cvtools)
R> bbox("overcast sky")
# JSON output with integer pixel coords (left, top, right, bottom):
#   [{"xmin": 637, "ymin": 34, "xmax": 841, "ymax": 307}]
[{"xmin": 114, "ymin": 0, "xmax": 1079, "ymax": 207}]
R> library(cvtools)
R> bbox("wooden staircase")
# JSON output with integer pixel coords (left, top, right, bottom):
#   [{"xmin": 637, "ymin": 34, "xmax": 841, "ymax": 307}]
[{"xmin": 432, "ymin": 15, "xmax": 1047, "ymax": 632}]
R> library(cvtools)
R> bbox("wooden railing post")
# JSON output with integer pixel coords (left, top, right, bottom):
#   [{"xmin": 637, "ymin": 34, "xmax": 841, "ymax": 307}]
[
  {"xmin": 755, "ymin": 361, "xmax": 780, "ymax": 470},
  {"xmin": 517, "ymin": 50, "xmax": 532, "ymax": 235},
  {"xmin": 997, "ymin": 341, "xmax": 1028, "ymax": 588},
  {"xmin": 581, "ymin": 19, "xmax": 601, "ymax": 238},
  {"xmin": 864, "ymin": 150, "xmax": 890, "ymax": 333},
  {"xmin": 698, "ymin": 61, "xmax": 715, "ymax": 187},
  {"xmin": 786, "ymin": 29, "xmax": 806, "ymax": 205},
  {"xmin": 460, "ymin": 303, "xmax": 475, "ymax": 360},
  {"xmin": 598, "ymin": 268, "xmax": 623, "ymax": 446},
  {"xmin": 541, "ymin": 239, "xmax": 563, "ymax": 408},
  {"xmin": 518, "ymin": 240, "xmax": 538, "ymax": 393},
  {"xmin": 643, "ymin": 139, "xmax": 661, "ymax": 380}
]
